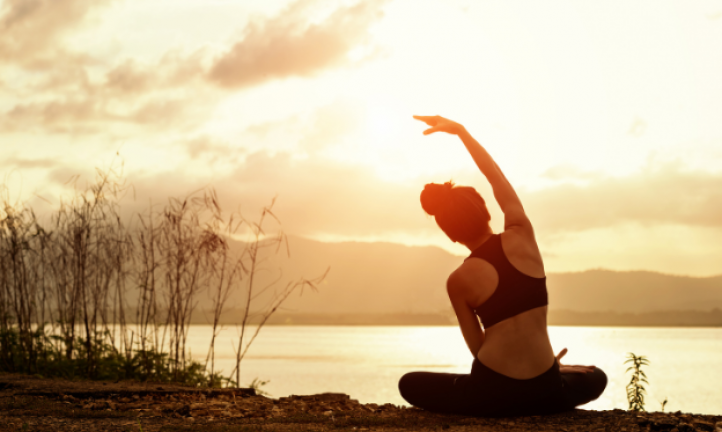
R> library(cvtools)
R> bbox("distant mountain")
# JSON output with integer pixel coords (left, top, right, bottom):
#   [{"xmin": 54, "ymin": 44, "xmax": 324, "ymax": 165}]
[
  {"xmin": 547, "ymin": 270, "xmax": 722, "ymax": 313},
  {"xmin": 223, "ymin": 235, "xmax": 458, "ymax": 315},
  {"xmin": 218, "ymin": 236, "xmax": 722, "ymax": 319}
]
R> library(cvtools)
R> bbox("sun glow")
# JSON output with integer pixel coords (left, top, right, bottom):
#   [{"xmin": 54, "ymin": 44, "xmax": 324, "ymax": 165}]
[{"xmin": 2, "ymin": 0, "xmax": 722, "ymax": 275}]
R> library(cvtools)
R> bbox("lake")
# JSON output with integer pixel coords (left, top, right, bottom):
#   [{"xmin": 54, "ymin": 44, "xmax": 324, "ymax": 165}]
[{"xmin": 185, "ymin": 325, "xmax": 722, "ymax": 415}]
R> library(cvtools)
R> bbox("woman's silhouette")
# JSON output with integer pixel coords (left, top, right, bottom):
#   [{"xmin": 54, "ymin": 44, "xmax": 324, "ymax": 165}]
[{"xmin": 398, "ymin": 115, "xmax": 607, "ymax": 416}]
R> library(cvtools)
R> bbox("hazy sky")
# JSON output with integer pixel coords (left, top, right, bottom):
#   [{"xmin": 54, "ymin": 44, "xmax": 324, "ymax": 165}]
[{"xmin": 2, "ymin": 0, "xmax": 722, "ymax": 276}]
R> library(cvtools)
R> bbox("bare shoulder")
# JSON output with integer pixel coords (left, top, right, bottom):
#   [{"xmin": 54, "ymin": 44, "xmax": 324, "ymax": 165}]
[
  {"xmin": 447, "ymin": 258, "xmax": 499, "ymax": 306},
  {"xmin": 500, "ymin": 225, "xmax": 537, "ymax": 249},
  {"xmin": 499, "ymin": 228, "xmax": 545, "ymax": 278}
]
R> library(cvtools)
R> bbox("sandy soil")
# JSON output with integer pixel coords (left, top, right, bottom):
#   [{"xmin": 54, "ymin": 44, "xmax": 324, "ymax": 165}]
[{"xmin": 0, "ymin": 373, "xmax": 719, "ymax": 432}]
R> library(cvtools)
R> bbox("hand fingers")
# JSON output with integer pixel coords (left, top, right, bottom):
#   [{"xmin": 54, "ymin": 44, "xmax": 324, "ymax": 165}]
[
  {"xmin": 423, "ymin": 126, "xmax": 440, "ymax": 135},
  {"xmin": 413, "ymin": 115, "xmax": 438, "ymax": 126},
  {"xmin": 566, "ymin": 363, "xmax": 594, "ymax": 369},
  {"xmin": 560, "ymin": 367, "xmax": 591, "ymax": 374},
  {"xmin": 561, "ymin": 365, "xmax": 596, "ymax": 374},
  {"xmin": 560, "ymin": 365, "xmax": 593, "ymax": 373},
  {"xmin": 555, "ymin": 348, "xmax": 568, "ymax": 361}
]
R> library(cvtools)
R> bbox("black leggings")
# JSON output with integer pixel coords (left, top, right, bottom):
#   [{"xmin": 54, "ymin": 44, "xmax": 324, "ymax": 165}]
[{"xmin": 398, "ymin": 358, "xmax": 607, "ymax": 417}]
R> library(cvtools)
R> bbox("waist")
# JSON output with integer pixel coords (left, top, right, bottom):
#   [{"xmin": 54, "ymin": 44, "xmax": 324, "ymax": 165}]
[
  {"xmin": 471, "ymin": 356, "xmax": 560, "ymax": 383},
  {"xmin": 477, "ymin": 309, "xmax": 555, "ymax": 378}
]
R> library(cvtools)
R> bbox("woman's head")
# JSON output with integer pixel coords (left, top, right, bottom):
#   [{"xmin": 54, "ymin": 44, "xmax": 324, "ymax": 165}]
[{"xmin": 420, "ymin": 181, "xmax": 491, "ymax": 244}]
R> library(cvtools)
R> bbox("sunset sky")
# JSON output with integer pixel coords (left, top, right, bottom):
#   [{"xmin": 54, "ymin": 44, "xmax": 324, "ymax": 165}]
[{"xmin": 2, "ymin": 0, "xmax": 722, "ymax": 276}]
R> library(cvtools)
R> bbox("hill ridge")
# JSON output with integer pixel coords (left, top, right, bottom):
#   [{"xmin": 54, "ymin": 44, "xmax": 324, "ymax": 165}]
[{"xmin": 219, "ymin": 235, "xmax": 722, "ymax": 317}]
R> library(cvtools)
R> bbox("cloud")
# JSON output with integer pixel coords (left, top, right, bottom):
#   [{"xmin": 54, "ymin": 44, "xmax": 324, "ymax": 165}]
[
  {"xmin": 102, "ymin": 51, "xmax": 208, "ymax": 97},
  {"xmin": 182, "ymin": 136, "xmax": 246, "ymax": 161},
  {"xmin": 0, "ymin": 0, "xmax": 213, "ymax": 135},
  {"xmin": 0, "ymin": 0, "xmax": 113, "ymax": 63},
  {"xmin": 297, "ymin": 100, "xmax": 363, "ymax": 152},
  {"xmin": 126, "ymin": 98, "xmax": 193, "ymax": 127},
  {"xmin": 121, "ymin": 156, "xmax": 722, "ymax": 243},
  {"xmin": 541, "ymin": 164, "xmax": 602, "ymax": 182},
  {"xmin": 524, "ymin": 164, "xmax": 722, "ymax": 232},
  {"xmin": 96, "ymin": 150, "xmax": 427, "ymax": 242},
  {"xmin": 2, "ymin": 157, "xmax": 57, "ymax": 169},
  {"xmin": 0, "ymin": 96, "xmax": 195, "ymax": 134},
  {"xmin": 208, "ymin": 0, "xmax": 386, "ymax": 89},
  {"xmin": 2, "ymin": 98, "xmax": 107, "ymax": 134},
  {"xmin": 238, "ymin": 98, "xmax": 364, "ymax": 154},
  {"xmin": 0, "ymin": 0, "xmax": 384, "ymax": 136},
  {"xmin": 224, "ymin": 152, "xmax": 423, "ymax": 237},
  {"xmin": 0, "ymin": 49, "xmax": 220, "ymax": 135},
  {"xmin": 103, "ymin": 60, "xmax": 155, "ymax": 96}
]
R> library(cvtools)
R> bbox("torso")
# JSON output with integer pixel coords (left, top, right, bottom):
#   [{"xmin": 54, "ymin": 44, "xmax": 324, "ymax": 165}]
[{"xmin": 463, "ymin": 228, "xmax": 556, "ymax": 379}]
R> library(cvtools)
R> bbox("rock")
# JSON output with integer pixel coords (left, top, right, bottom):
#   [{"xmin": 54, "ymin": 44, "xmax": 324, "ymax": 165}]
[
  {"xmin": 637, "ymin": 416, "xmax": 652, "ymax": 427},
  {"xmin": 676, "ymin": 423, "xmax": 695, "ymax": 432},
  {"xmin": 176, "ymin": 404, "xmax": 191, "ymax": 417},
  {"xmin": 24, "ymin": 383, "xmax": 720, "ymax": 431},
  {"xmin": 652, "ymin": 417, "xmax": 680, "ymax": 431},
  {"xmin": 61, "ymin": 395, "xmax": 77, "ymax": 402},
  {"xmin": 693, "ymin": 420, "xmax": 715, "ymax": 432}
]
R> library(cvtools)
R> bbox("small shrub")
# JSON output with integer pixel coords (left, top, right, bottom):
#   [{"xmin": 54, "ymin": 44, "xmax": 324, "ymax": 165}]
[
  {"xmin": 247, "ymin": 377, "xmax": 270, "ymax": 397},
  {"xmin": 625, "ymin": 352, "xmax": 649, "ymax": 411}
]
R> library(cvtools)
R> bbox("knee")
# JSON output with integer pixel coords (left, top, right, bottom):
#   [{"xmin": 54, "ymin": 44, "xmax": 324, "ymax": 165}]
[
  {"xmin": 588, "ymin": 367, "xmax": 608, "ymax": 399},
  {"xmin": 399, "ymin": 371, "xmax": 439, "ymax": 407},
  {"xmin": 562, "ymin": 366, "xmax": 608, "ymax": 408},
  {"xmin": 398, "ymin": 372, "xmax": 420, "ymax": 403}
]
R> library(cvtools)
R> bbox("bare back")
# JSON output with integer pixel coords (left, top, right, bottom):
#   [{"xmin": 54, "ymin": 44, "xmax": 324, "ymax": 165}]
[{"xmin": 463, "ymin": 227, "xmax": 555, "ymax": 379}]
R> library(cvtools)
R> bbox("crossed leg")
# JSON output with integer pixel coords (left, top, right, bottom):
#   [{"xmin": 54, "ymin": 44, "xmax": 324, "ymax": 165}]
[
  {"xmin": 561, "ymin": 367, "xmax": 608, "ymax": 408},
  {"xmin": 398, "ymin": 365, "xmax": 608, "ymax": 416}
]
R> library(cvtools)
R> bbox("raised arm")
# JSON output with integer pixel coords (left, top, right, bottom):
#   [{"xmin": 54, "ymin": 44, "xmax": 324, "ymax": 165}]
[{"xmin": 414, "ymin": 115, "xmax": 531, "ymax": 231}]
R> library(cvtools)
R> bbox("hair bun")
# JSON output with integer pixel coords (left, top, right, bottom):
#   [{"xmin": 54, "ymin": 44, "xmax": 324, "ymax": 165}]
[{"xmin": 420, "ymin": 181, "xmax": 455, "ymax": 216}]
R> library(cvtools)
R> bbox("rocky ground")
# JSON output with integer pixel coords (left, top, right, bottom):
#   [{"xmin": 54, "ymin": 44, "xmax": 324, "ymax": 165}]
[{"xmin": 0, "ymin": 373, "xmax": 719, "ymax": 431}]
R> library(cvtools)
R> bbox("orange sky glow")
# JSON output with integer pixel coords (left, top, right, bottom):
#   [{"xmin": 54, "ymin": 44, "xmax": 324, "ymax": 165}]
[{"xmin": 2, "ymin": 0, "xmax": 722, "ymax": 276}]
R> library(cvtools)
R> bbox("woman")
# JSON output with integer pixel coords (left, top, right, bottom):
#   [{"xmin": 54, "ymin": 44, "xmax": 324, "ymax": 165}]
[{"xmin": 398, "ymin": 115, "xmax": 607, "ymax": 417}]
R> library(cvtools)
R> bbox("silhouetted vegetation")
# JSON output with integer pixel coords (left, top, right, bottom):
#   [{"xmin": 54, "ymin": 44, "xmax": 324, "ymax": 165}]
[
  {"xmin": 0, "ymin": 164, "xmax": 324, "ymax": 387},
  {"xmin": 625, "ymin": 353, "xmax": 649, "ymax": 411}
]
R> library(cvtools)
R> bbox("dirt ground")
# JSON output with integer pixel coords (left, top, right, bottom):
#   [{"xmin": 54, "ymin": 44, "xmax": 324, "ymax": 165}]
[{"xmin": 0, "ymin": 373, "xmax": 719, "ymax": 432}]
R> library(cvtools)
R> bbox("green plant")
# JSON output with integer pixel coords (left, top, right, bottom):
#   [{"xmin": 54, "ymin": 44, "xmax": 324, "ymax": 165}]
[
  {"xmin": 248, "ymin": 377, "xmax": 271, "ymax": 397},
  {"xmin": 625, "ymin": 352, "xmax": 649, "ymax": 411}
]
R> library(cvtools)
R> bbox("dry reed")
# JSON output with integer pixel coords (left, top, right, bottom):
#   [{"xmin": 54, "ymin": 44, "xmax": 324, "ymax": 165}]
[{"xmin": 0, "ymin": 164, "xmax": 324, "ymax": 387}]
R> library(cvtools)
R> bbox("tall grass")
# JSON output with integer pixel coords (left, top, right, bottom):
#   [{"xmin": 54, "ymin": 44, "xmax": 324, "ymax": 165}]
[{"xmin": 0, "ymin": 165, "xmax": 323, "ymax": 387}]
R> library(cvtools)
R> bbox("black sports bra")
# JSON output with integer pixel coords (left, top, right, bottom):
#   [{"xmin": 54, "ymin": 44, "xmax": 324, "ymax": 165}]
[{"xmin": 465, "ymin": 234, "xmax": 548, "ymax": 329}]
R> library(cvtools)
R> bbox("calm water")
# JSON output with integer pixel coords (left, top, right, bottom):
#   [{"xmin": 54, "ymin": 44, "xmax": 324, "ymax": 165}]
[{"xmin": 186, "ymin": 325, "xmax": 722, "ymax": 414}]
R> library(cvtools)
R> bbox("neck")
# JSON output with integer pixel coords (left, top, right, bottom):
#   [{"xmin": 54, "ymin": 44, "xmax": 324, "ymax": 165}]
[{"xmin": 461, "ymin": 231, "xmax": 494, "ymax": 252}]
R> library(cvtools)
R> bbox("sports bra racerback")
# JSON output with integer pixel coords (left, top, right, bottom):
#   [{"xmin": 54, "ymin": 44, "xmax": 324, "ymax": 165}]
[{"xmin": 465, "ymin": 234, "xmax": 548, "ymax": 329}]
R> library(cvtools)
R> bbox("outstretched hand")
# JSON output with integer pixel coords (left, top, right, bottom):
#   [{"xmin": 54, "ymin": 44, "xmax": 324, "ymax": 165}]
[
  {"xmin": 555, "ymin": 348, "xmax": 596, "ymax": 374},
  {"xmin": 413, "ymin": 115, "xmax": 465, "ymax": 136}
]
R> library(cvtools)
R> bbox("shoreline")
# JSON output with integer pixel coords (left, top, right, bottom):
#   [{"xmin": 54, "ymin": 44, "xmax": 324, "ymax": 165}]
[
  {"xmin": 1, "ymin": 372, "xmax": 720, "ymax": 431},
  {"xmin": 189, "ymin": 311, "xmax": 722, "ymax": 327}
]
